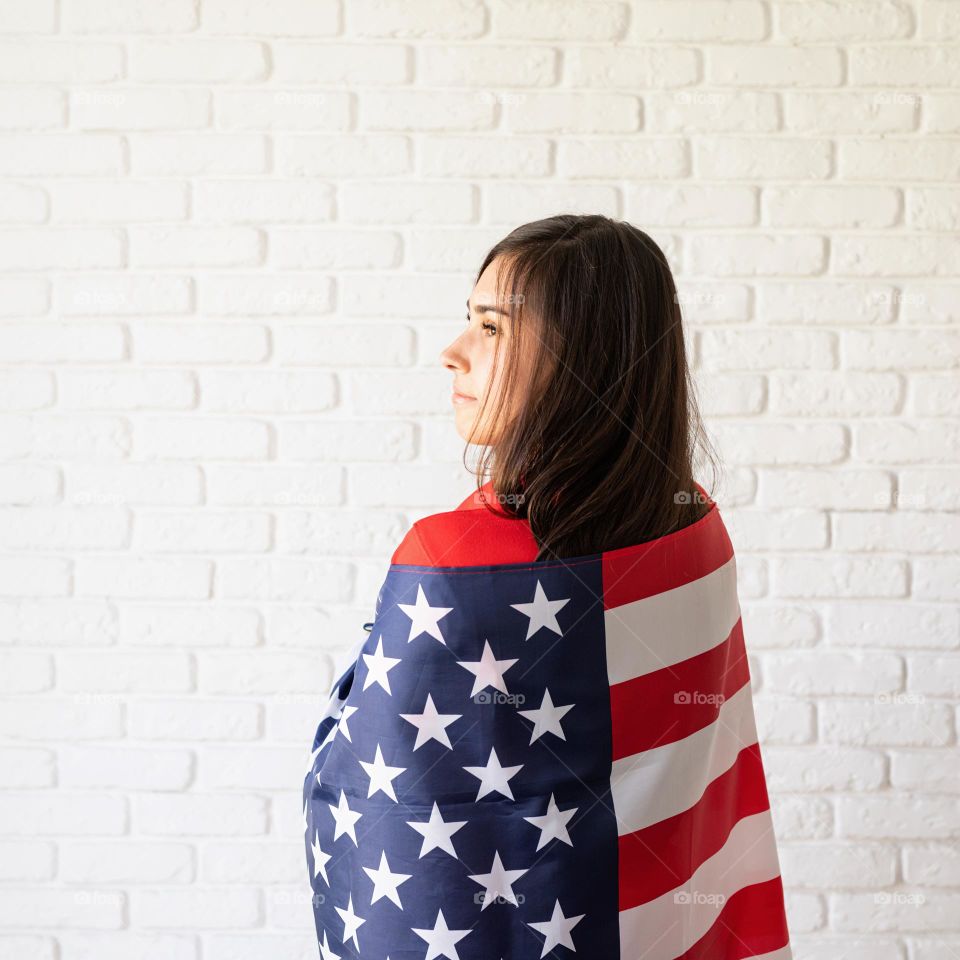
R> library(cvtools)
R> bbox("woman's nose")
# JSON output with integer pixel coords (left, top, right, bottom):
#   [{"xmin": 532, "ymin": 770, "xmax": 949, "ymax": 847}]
[{"xmin": 440, "ymin": 345, "xmax": 466, "ymax": 371}]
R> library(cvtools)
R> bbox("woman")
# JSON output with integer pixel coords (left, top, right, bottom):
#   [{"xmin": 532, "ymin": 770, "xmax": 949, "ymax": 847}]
[{"xmin": 303, "ymin": 215, "xmax": 792, "ymax": 960}]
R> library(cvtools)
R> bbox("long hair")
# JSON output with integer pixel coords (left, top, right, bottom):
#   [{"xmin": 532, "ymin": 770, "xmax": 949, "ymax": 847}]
[{"xmin": 463, "ymin": 214, "xmax": 720, "ymax": 562}]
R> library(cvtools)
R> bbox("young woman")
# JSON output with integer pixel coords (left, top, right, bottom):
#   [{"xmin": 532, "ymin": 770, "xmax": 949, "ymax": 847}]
[{"xmin": 304, "ymin": 215, "xmax": 792, "ymax": 960}]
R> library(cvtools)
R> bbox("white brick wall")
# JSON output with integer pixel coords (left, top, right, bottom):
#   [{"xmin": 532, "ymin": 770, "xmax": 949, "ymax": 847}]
[{"xmin": 0, "ymin": 0, "xmax": 958, "ymax": 955}]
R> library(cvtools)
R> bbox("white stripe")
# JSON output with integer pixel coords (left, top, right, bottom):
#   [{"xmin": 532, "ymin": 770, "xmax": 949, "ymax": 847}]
[
  {"xmin": 748, "ymin": 946, "xmax": 794, "ymax": 960},
  {"xmin": 610, "ymin": 679, "xmax": 758, "ymax": 835},
  {"xmin": 618, "ymin": 808, "xmax": 785, "ymax": 960},
  {"xmin": 604, "ymin": 554, "xmax": 740, "ymax": 686}
]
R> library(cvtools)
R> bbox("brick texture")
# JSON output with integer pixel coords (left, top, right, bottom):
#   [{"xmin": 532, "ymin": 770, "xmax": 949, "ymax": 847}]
[{"xmin": 0, "ymin": 0, "xmax": 957, "ymax": 954}]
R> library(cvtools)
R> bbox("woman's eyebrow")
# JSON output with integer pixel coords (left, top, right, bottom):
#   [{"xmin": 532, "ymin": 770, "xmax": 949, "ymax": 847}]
[{"xmin": 466, "ymin": 298, "xmax": 512, "ymax": 317}]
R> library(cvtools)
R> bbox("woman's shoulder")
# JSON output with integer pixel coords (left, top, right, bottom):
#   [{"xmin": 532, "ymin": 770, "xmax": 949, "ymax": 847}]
[
  {"xmin": 390, "ymin": 502, "xmax": 540, "ymax": 568},
  {"xmin": 388, "ymin": 478, "xmax": 727, "ymax": 570}
]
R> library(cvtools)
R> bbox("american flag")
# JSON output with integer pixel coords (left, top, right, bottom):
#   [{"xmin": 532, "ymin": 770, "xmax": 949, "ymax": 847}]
[{"xmin": 303, "ymin": 483, "xmax": 792, "ymax": 960}]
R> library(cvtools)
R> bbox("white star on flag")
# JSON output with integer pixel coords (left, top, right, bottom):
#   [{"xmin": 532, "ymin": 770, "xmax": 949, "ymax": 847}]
[
  {"xmin": 328, "ymin": 788, "xmax": 362, "ymax": 846},
  {"xmin": 406, "ymin": 801, "xmax": 469, "ymax": 859},
  {"xmin": 523, "ymin": 792, "xmax": 578, "ymax": 850},
  {"xmin": 318, "ymin": 929, "xmax": 340, "ymax": 960},
  {"xmin": 468, "ymin": 849, "xmax": 529, "ymax": 909},
  {"xmin": 335, "ymin": 704, "xmax": 359, "ymax": 743},
  {"xmin": 318, "ymin": 725, "xmax": 336, "ymax": 754},
  {"xmin": 463, "ymin": 745, "xmax": 524, "ymax": 801},
  {"xmin": 456, "ymin": 639, "xmax": 518, "ymax": 698},
  {"xmin": 316, "ymin": 695, "xmax": 353, "ymax": 752},
  {"xmin": 305, "ymin": 741, "xmax": 323, "ymax": 777},
  {"xmin": 510, "ymin": 580, "xmax": 570, "ymax": 639},
  {"xmin": 398, "ymin": 583, "xmax": 454, "ymax": 644},
  {"xmin": 528, "ymin": 898, "xmax": 585, "ymax": 957},
  {"xmin": 358, "ymin": 743, "xmax": 406, "ymax": 802},
  {"xmin": 411, "ymin": 907, "xmax": 471, "ymax": 960},
  {"xmin": 313, "ymin": 678, "xmax": 351, "ymax": 751},
  {"xmin": 320, "ymin": 686, "xmax": 348, "ymax": 725},
  {"xmin": 363, "ymin": 849, "xmax": 412, "ymax": 908},
  {"xmin": 517, "ymin": 687, "xmax": 575, "ymax": 743},
  {"xmin": 311, "ymin": 829, "xmax": 332, "ymax": 884},
  {"xmin": 400, "ymin": 693, "xmax": 462, "ymax": 750},
  {"xmin": 361, "ymin": 635, "xmax": 402, "ymax": 694},
  {"xmin": 335, "ymin": 892, "xmax": 365, "ymax": 951}
]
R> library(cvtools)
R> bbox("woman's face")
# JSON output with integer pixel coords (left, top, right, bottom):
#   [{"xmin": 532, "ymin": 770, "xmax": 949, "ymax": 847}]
[{"xmin": 440, "ymin": 256, "xmax": 524, "ymax": 446}]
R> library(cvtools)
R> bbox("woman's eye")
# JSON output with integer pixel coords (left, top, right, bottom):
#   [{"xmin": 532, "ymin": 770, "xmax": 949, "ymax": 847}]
[{"xmin": 464, "ymin": 313, "xmax": 497, "ymax": 336}]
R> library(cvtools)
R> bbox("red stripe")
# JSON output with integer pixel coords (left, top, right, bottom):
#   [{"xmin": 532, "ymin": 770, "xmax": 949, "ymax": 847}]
[
  {"xmin": 674, "ymin": 874, "xmax": 791, "ymax": 960},
  {"xmin": 617, "ymin": 743, "xmax": 773, "ymax": 911},
  {"xmin": 610, "ymin": 619, "xmax": 749, "ymax": 760},
  {"xmin": 601, "ymin": 501, "xmax": 730, "ymax": 611}
]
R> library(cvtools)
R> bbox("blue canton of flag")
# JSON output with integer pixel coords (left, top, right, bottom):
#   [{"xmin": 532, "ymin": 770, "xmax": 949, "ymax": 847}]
[{"xmin": 302, "ymin": 560, "xmax": 620, "ymax": 960}]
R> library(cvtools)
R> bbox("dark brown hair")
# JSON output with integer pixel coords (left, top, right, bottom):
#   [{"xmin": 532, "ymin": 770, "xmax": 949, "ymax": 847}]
[{"xmin": 463, "ymin": 213, "xmax": 720, "ymax": 562}]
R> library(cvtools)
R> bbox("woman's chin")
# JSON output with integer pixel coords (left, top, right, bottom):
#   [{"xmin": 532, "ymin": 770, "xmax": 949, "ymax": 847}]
[
  {"xmin": 453, "ymin": 412, "xmax": 488, "ymax": 445},
  {"xmin": 454, "ymin": 421, "xmax": 477, "ymax": 443}
]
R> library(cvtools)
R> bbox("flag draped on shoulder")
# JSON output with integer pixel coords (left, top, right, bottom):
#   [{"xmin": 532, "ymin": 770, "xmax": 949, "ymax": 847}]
[{"xmin": 303, "ymin": 482, "xmax": 792, "ymax": 960}]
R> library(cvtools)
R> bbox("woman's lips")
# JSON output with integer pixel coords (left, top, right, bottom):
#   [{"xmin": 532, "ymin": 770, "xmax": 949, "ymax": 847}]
[{"xmin": 451, "ymin": 390, "xmax": 477, "ymax": 404}]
